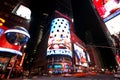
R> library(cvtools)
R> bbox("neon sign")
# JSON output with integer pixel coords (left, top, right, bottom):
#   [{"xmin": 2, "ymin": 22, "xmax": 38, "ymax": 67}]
[{"xmin": 0, "ymin": 18, "xmax": 5, "ymax": 26}]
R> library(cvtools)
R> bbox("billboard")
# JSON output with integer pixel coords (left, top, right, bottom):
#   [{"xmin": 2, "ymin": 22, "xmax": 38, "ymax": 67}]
[
  {"xmin": 93, "ymin": 0, "xmax": 120, "ymax": 18},
  {"xmin": 47, "ymin": 18, "xmax": 72, "ymax": 57},
  {"xmin": 12, "ymin": 4, "xmax": 31, "ymax": 20},
  {"xmin": 74, "ymin": 43, "xmax": 89, "ymax": 67},
  {"xmin": 104, "ymin": 10, "xmax": 120, "ymax": 35},
  {"xmin": 0, "ymin": 26, "xmax": 30, "ymax": 56}
]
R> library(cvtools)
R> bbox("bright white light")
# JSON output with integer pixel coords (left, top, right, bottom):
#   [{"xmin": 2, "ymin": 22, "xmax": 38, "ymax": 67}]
[
  {"xmin": 5, "ymin": 29, "xmax": 30, "ymax": 38},
  {"xmin": 0, "ymin": 47, "xmax": 22, "ymax": 56},
  {"xmin": 16, "ymin": 5, "xmax": 31, "ymax": 20},
  {"xmin": 104, "ymin": 0, "xmax": 120, "ymax": 13},
  {"xmin": 105, "ymin": 14, "xmax": 120, "ymax": 35}
]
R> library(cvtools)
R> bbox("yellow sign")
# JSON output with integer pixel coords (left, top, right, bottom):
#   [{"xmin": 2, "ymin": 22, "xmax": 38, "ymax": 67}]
[{"xmin": 0, "ymin": 18, "xmax": 5, "ymax": 26}]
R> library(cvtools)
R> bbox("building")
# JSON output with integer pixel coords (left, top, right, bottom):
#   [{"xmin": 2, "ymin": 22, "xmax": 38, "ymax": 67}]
[{"xmin": 0, "ymin": 0, "xmax": 119, "ymax": 78}]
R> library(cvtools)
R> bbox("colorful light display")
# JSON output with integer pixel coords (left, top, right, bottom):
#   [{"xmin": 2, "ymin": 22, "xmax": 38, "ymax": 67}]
[
  {"xmin": 47, "ymin": 18, "xmax": 72, "ymax": 57},
  {"xmin": 93, "ymin": 0, "xmax": 120, "ymax": 18},
  {"xmin": 0, "ymin": 26, "xmax": 30, "ymax": 56},
  {"xmin": 73, "ymin": 43, "xmax": 89, "ymax": 67},
  {"xmin": 104, "ymin": 10, "xmax": 120, "ymax": 35}
]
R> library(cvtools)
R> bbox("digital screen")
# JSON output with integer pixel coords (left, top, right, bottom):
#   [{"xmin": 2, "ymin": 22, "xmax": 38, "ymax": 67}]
[
  {"xmin": 74, "ymin": 44, "xmax": 88, "ymax": 67},
  {"xmin": 12, "ymin": 4, "xmax": 31, "ymax": 20},
  {"xmin": 93, "ymin": 0, "xmax": 120, "ymax": 18},
  {"xmin": 0, "ymin": 26, "xmax": 27, "ymax": 56},
  {"xmin": 5, "ymin": 27, "xmax": 30, "ymax": 45},
  {"xmin": 104, "ymin": 10, "xmax": 120, "ymax": 35},
  {"xmin": 0, "ymin": 47, "xmax": 22, "ymax": 56},
  {"xmin": 47, "ymin": 18, "xmax": 72, "ymax": 57}
]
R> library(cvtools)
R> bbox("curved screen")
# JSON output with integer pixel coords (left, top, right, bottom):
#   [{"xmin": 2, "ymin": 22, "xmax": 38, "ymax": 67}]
[
  {"xmin": 0, "ymin": 26, "xmax": 29, "ymax": 56},
  {"xmin": 5, "ymin": 27, "xmax": 30, "ymax": 45},
  {"xmin": 47, "ymin": 18, "xmax": 72, "ymax": 57},
  {"xmin": 93, "ymin": 0, "xmax": 120, "ymax": 18},
  {"xmin": 0, "ymin": 47, "xmax": 22, "ymax": 56}
]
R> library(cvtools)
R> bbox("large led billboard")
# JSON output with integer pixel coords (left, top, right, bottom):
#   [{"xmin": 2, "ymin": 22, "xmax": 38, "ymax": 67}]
[
  {"xmin": 74, "ymin": 43, "xmax": 89, "ymax": 67},
  {"xmin": 0, "ymin": 26, "xmax": 30, "ymax": 56},
  {"xmin": 104, "ymin": 10, "xmax": 120, "ymax": 35},
  {"xmin": 93, "ymin": 0, "xmax": 120, "ymax": 37},
  {"xmin": 93, "ymin": 0, "xmax": 120, "ymax": 18},
  {"xmin": 47, "ymin": 18, "xmax": 72, "ymax": 57},
  {"xmin": 12, "ymin": 4, "xmax": 31, "ymax": 20}
]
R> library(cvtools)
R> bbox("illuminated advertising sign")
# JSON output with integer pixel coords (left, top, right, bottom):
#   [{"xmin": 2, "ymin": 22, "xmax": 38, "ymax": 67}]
[
  {"xmin": 47, "ymin": 49, "xmax": 72, "ymax": 57},
  {"xmin": 104, "ymin": 10, "xmax": 120, "ymax": 35},
  {"xmin": 53, "ymin": 64, "xmax": 62, "ymax": 69},
  {"xmin": 0, "ymin": 26, "xmax": 30, "ymax": 56},
  {"xmin": 93, "ymin": 0, "xmax": 120, "ymax": 18},
  {"xmin": 12, "ymin": 4, "xmax": 31, "ymax": 20},
  {"xmin": 74, "ymin": 43, "xmax": 88, "ymax": 67},
  {"xmin": 47, "ymin": 18, "xmax": 72, "ymax": 57}
]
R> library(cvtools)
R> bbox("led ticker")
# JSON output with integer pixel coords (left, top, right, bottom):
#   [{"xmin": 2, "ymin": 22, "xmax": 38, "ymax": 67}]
[
  {"xmin": 54, "ymin": 64, "xmax": 62, "ymax": 69},
  {"xmin": 47, "ymin": 18, "xmax": 72, "ymax": 57},
  {"xmin": 0, "ymin": 47, "xmax": 22, "ymax": 55}
]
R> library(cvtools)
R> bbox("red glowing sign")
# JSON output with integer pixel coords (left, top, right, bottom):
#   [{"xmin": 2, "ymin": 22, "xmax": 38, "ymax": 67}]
[
  {"xmin": 0, "ymin": 26, "xmax": 30, "ymax": 56},
  {"xmin": 93, "ymin": 0, "xmax": 120, "ymax": 18}
]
